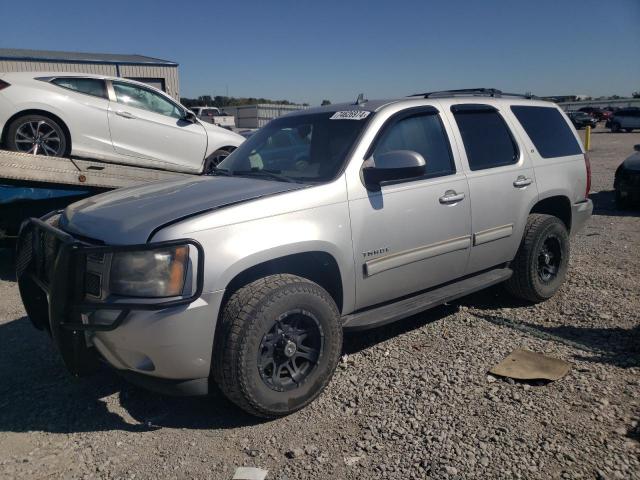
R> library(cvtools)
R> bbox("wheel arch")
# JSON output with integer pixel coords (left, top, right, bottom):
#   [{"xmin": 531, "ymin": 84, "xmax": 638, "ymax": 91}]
[
  {"xmin": 220, "ymin": 250, "xmax": 345, "ymax": 315},
  {"xmin": 1, "ymin": 109, "xmax": 72, "ymax": 155},
  {"xmin": 529, "ymin": 195, "xmax": 572, "ymax": 232}
]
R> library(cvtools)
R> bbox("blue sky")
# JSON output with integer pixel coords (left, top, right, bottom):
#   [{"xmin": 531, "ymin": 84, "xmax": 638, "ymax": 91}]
[{"xmin": 2, "ymin": 0, "xmax": 639, "ymax": 105}]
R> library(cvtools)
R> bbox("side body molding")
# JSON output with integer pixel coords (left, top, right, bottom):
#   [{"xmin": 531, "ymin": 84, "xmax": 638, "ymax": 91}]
[
  {"xmin": 364, "ymin": 235, "xmax": 472, "ymax": 277},
  {"xmin": 473, "ymin": 224, "xmax": 514, "ymax": 246}
]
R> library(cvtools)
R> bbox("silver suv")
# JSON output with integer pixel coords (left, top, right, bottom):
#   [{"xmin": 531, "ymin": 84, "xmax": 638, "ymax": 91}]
[
  {"xmin": 608, "ymin": 107, "xmax": 640, "ymax": 133},
  {"xmin": 17, "ymin": 89, "xmax": 593, "ymax": 417}
]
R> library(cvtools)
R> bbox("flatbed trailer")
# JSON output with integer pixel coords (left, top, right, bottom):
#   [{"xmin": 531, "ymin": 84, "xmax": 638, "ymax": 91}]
[
  {"xmin": 0, "ymin": 149, "xmax": 190, "ymax": 190},
  {"xmin": 0, "ymin": 149, "xmax": 192, "ymax": 243}
]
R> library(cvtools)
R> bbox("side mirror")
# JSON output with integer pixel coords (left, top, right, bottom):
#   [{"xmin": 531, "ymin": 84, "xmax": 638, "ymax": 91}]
[
  {"xmin": 183, "ymin": 110, "xmax": 198, "ymax": 123},
  {"xmin": 362, "ymin": 150, "xmax": 426, "ymax": 187},
  {"xmin": 634, "ymin": 144, "xmax": 640, "ymax": 152}
]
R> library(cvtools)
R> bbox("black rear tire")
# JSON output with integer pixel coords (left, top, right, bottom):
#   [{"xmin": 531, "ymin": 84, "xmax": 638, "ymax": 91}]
[
  {"xmin": 213, "ymin": 274, "xmax": 342, "ymax": 417},
  {"xmin": 6, "ymin": 114, "xmax": 69, "ymax": 157},
  {"xmin": 505, "ymin": 214, "xmax": 570, "ymax": 303},
  {"xmin": 625, "ymin": 129, "xmax": 633, "ymax": 133},
  {"xmin": 611, "ymin": 122, "xmax": 621, "ymax": 133}
]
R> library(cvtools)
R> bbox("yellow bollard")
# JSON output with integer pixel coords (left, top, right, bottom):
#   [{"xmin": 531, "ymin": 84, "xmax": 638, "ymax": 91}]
[{"xmin": 585, "ymin": 125, "xmax": 591, "ymax": 151}]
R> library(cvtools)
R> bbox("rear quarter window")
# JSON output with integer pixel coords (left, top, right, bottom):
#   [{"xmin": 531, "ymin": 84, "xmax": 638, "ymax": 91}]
[{"xmin": 511, "ymin": 106, "xmax": 582, "ymax": 158}]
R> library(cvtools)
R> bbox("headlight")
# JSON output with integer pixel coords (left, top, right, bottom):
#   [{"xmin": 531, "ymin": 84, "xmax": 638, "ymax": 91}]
[{"xmin": 109, "ymin": 245, "xmax": 189, "ymax": 298}]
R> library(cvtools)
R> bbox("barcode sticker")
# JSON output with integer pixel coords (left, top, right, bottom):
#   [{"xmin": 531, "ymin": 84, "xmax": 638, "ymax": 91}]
[{"xmin": 330, "ymin": 111, "xmax": 371, "ymax": 120}]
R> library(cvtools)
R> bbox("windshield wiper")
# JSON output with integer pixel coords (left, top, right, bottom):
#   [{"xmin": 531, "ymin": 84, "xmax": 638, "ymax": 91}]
[{"xmin": 231, "ymin": 169, "xmax": 299, "ymax": 183}]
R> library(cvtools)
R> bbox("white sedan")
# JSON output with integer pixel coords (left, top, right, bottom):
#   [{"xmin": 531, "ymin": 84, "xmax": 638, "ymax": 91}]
[{"xmin": 0, "ymin": 72, "xmax": 244, "ymax": 173}]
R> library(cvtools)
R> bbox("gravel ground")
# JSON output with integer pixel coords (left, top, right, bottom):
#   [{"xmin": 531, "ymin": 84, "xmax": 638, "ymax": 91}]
[{"xmin": 0, "ymin": 128, "xmax": 638, "ymax": 480}]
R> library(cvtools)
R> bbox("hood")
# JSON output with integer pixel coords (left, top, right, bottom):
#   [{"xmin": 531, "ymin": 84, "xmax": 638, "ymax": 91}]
[
  {"xmin": 61, "ymin": 176, "xmax": 306, "ymax": 244},
  {"xmin": 201, "ymin": 121, "xmax": 245, "ymax": 142},
  {"xmin": 622, "ymin": 152, "xmax": 640, "ymax": 172}
]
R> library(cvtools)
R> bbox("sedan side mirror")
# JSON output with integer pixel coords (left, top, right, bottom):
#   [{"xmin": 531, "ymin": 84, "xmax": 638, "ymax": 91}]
[
  {"xmin": 634, "ymin": 144, "xmax": 640, "ymax": 152},
  {"xmin": 183, "ymin": 110, "xmax": 198, "ymax": 123},
  {"xmin": 362, "ymin": 150, "xmax": 426, "ymax": 187}
]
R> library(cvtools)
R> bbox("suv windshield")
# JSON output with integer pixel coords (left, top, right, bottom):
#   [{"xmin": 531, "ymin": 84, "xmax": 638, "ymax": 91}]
[{"xmin": 217, "ymin": 111, "xmax": 372, "ymax": 183}]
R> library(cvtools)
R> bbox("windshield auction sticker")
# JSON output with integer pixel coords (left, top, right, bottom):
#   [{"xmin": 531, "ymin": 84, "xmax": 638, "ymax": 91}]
[{"xmin": 330, "ymin": 111, "xmax": 371, "ymax": 120}]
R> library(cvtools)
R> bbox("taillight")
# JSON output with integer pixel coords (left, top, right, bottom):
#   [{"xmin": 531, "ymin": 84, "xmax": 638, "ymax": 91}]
[
  {"xmin": 584, "ymin": 153, "xmax": 591, "ymax": 199},
  {"xmin": 0, "ymin": 79, "xmax": 10, "ymax": 91}
]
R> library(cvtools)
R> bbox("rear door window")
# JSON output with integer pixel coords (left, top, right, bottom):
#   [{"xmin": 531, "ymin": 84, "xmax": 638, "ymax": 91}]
[
  {"xmin": 511, "ymin": 106, "xmax": 582, "ymax": 158},
  {"xmin": 52, "ymin": 77, "xmax": 107, "ymax": 99},
  {"xmin": 452, "ymin": 106, "xmax": 519, "ymax": 170}
]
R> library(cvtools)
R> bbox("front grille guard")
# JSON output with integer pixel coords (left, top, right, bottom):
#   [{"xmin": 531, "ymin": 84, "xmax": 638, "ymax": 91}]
[{"xmin": 17, "ymin": 217, "xmax": 205, "ymax": 333}]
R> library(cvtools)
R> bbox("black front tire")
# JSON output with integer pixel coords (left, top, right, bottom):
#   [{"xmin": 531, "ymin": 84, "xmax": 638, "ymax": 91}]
[
  {"xmin": 203, "ymin": 148, "xmax": 232, "ymax": 174},
  {"xmin": 506, "ymin": 214, "xmax": 570, "ymax": 303},
  {"xmin": 213, "ymin": 274, "xmax": 343, "ymax": 417},
  {"xmin": 615, "ymin": 189, "xmax": 629, "ymax": 209},
  {"xmin": 611, "ymin": 122, "xmax": 621, "ymax": 133},
  {"xmin": 625, "ymin": 129, "xmax": 634, "ymax": 133}
]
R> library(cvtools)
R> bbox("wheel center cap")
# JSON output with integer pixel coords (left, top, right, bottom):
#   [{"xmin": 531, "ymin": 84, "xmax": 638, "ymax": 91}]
[{"xmin": 283, "ymin": 340, "xmax": 297, "ymax": 358}]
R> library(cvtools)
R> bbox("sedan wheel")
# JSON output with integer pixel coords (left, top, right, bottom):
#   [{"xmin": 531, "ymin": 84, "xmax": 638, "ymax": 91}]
[
  {"xmin": 203, "ymin": 148, "xmax": 232, "ymax": 174},
  {"xmin": 7, "ymin": 115, "xmax": 68, "ymax": 157}
]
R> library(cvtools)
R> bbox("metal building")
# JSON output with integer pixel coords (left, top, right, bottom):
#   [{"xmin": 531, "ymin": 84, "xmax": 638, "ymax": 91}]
[
  {"xmin": 223, "ymin": 104, "xmax": 309, "ymax": 129},
  {"xmin": 0, "ymin": 48, "xmax": 180, "ymax": 100}
]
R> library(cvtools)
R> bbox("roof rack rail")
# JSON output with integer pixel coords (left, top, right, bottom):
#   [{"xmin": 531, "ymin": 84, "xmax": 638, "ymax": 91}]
[{"xmin": 408, "ymin": 88, "xmax": 537, "ymax": 99}]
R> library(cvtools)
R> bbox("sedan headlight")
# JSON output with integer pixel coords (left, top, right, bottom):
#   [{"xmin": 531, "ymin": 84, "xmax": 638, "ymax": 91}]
[{"xmin": 109, "ymin": 245, "xmax": 189, "ymax": 298}]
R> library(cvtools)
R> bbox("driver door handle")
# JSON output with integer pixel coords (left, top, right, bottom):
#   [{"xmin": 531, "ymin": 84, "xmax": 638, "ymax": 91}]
[
  {"xmin": 115, "ymin": 110, "xmax": 136, "ymax": 119},
  {"xmin": 513, "ymin": 175, "xmax": 533, "ymax": 188},
  {"xmin": 439, "ymin": 190, "xmax": 465, "ymax": 204}
]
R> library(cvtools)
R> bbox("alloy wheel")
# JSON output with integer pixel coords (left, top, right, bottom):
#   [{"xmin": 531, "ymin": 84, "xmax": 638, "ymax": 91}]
[
  {"xmin": 14, "ymin": 120, "xmax": 63, "ymax": 156},
  {"xmin": 537, "ymin": 235, "xmax": 562, "ymax": 283},
  {"xmin": 258, "ymin": 309, "xmax": 324, "ymax": 392}
]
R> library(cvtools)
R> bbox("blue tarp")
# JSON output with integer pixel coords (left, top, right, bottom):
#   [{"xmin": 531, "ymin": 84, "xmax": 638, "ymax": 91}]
[{"xmin": 0, "ymin": 184, "xmax": 89, "ymax": 204}]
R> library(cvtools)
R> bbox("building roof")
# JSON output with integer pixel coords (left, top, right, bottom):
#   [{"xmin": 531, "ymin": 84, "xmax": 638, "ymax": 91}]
[{"xmin": 0, "ymin": 48, "xmax": 177, "ymax": 66}]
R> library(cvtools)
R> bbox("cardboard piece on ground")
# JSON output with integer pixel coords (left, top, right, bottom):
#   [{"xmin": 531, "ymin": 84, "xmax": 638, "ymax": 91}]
[
  {"xmin": 232, "ymin": 467, "xmax": 268, "ymax": 480},
  {"xmin": 489, "ymin": 349, "xmax": 571, "ymax": 381}
]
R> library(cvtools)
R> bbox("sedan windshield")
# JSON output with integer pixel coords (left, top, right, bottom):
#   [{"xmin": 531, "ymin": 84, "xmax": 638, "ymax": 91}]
[{"xmin": 217, "ymin": 111, "xmax": 372, "ymax": 183}]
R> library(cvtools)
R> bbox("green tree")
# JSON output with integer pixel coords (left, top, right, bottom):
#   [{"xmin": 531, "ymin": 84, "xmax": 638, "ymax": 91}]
[
  {"xmin": 321, "ymin": 99, "xmax": 332, "ymax": 106},
  {"xmin": 632, "ymin": 91, "xmax": 640, "ymax": 98}
]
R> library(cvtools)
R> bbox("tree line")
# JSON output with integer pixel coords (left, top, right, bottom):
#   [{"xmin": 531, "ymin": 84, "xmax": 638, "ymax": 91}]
[{"xmin": 180, "ymin": 95, "xmax": 312, "ymax": 108}]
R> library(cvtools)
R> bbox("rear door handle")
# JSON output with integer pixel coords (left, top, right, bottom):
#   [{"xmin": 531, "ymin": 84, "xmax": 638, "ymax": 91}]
[
  {"xmin": 439, "ymin": 190, "xmax": 465, "ymax": 204},
  {"xmin": 115, "ymin": 110, "xmax": 136, "ymax": 119},
  {"xmin": 513, "ymin": 176, "xmax": 533, "ymax": 188}
]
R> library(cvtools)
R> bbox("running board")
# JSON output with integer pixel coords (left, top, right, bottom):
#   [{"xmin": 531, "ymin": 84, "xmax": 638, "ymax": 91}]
[{"xmin": 342, "ymin": 268, "xmax": 513, "ymax": 331}]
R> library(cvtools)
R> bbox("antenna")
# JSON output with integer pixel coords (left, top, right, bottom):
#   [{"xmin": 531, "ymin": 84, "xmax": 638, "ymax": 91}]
[{"xmin": 354, "ymin": 93, "xmax": 366, "ymax": 106}]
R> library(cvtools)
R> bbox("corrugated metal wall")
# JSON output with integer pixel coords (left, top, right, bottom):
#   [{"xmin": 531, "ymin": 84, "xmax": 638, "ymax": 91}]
[
  {"xmin": 118, "ymin": 65, "xmax": 179, "ymax": 100},
  {"xmin": 0, "ymin": 61, "xmax": 180, "ymax": 100},
  {"xmin": 0, "ymin": 60, "xmax": 117, "ymax": 76},
  {"xmin": 223, "ymin": 104, "xmax": 309, "ymax": 129}
]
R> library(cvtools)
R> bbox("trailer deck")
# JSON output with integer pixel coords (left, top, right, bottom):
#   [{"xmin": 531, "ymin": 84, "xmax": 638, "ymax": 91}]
[
  {"xmin": 0, "ymin": 149, "xmax": 193, "ymax": 243},
  {"xmin": 0, "ymin": 149, "xmax": 189, "ymax": 190}
]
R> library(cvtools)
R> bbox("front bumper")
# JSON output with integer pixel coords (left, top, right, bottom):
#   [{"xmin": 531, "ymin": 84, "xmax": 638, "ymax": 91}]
[
  {"xmin": 571, "ymin": 199, "xmax": 593, "ymax": 237},
  {"xmin": 16, "ymin": 216, "xmax": 221, "ymax": 390}
]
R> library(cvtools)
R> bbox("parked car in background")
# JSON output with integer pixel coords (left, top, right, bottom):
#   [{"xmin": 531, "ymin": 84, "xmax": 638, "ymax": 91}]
[
  {"xmin": 578, "ymin": 107, "xmax": 606, "ymax": 121},
  {"xmin": 190, "ymin": 106, "xmax": 236, "ymax": 129},
  {"xmin": 601, "ymin": 109, "xmax": 613, "ymax": 121},
  {"xmin": 16, "ymin": 90, "xmax": 592, "ymax": 417},
  {"xmin": 614, "ymin": 144, "xmax": 640, "ymax": 208},
  {"xmin": 606, "ymin": 108, "xmax": 640, "ymax": 133},
  {"xmin": 0, "ymin": 72, "xmax": 244, "ymax": 173},
  {"xmin": 567, "ymin": 111, "xmax": 598, "ymax": 129}
]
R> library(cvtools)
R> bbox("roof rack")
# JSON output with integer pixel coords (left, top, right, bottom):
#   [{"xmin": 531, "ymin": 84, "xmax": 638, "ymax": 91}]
[{"xmin": 408, "ymin": 88, "xmax": 536, "ymax": 99}]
